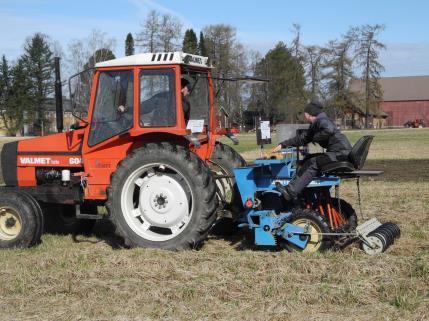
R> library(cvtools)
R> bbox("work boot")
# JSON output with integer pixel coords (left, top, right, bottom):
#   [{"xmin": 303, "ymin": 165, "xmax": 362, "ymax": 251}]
[{"xmin": 275, "ymin": 182, "xmax": 294, "ymax": 202}]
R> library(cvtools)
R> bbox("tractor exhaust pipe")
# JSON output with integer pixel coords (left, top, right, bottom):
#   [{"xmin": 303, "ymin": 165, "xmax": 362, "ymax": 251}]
[{"xmin": 54, "ymin": 57, "xmax": 63, "ymax": 133}]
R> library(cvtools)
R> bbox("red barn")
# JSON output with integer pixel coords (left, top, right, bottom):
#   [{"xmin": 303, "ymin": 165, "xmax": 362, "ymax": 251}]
[{"xmin": 351, "ymin": 76, "xmax": 429, "ymax": 127}]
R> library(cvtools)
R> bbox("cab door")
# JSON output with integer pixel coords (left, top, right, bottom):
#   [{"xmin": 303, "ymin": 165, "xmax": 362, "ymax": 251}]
[{"xmin": 82, "ymin": 68, "xmax": 136, "ymax": 199}]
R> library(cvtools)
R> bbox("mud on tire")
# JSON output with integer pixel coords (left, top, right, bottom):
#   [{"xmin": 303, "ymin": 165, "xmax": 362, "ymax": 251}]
[{"xmin": 107, "ymin": 143, "xmax": 218, "ymax": 250}]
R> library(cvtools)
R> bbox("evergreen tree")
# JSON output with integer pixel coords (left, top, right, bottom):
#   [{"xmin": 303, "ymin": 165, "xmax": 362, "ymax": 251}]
[
  {"xmin": 21, "ymin": 33, "xmax": 54, "ymax": 135},
  {"xmin": 125, "ymin": 33, "xmax": 135, "ymax": 56},
  {"xmin": 323, "ymin": 32, "xmax": 356, "ymax": 123},
  {"xmin": 0, "ymin": 55, "xmax": 12, "ymax": 134},
  {"xmin": 0, "ymin": 56, "xmax": 30, "ymax": 135},
  {"xmin": 0, "ymin": 55, "xmax": 10, "ymax": 108},
  {"xmin": 250, "ymin": 42, "xmax": 306, "ymax": 123},
  {"xmin": 198, "ymin": 31, "xmax": 207, "ymax": 56},
  {"xmin": 182, "ymin": 29, "xmax": 198, "ymax": 54}
]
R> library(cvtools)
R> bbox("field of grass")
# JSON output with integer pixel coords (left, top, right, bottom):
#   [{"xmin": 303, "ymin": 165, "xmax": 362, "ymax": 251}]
[{"xmin": 1, "ymin": 129, "xmax": 428, "ymax": 321}]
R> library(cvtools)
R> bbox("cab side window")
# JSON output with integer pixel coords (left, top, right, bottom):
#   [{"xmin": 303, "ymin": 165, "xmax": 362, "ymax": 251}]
[
  {"xmin": 88, "ymin": 71, "xmax": 134, "ymax": 146},
  {"xmin": 139, "ymin": 69, "xmax": 176, "ymax": 127}
]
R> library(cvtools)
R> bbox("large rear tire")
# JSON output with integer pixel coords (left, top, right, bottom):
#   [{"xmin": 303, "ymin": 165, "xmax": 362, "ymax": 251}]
[
  {"xmin": 0, "ymin": 191, "xmax": 43, "ymax": 248},
  {"xmin": 209, "ymin": 142, "xmax": 246, "ymax": 214},
  {"xmin": 209, "ymin": 142, "xmax": 246, "ymax": 236},
  {"xmin": 107, "ymin": 143, "xmax": 218, "ymax": 250}
]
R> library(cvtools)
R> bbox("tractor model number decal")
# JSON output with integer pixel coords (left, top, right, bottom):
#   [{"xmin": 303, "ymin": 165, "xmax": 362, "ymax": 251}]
[
  {"xmin": 18, "ymin": 156, "xmax": 83, "ymax": 167},
  {"xmin": 69, "ymin": 157, "xmax": 82, "ymax": 165}
]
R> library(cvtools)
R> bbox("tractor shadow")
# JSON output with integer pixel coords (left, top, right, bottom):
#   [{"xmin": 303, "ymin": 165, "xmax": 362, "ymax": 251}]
[
  {"xmin": 209, "ymin": 218, "xmax": 278, "ymax": 252},
  {"xmin": 68, "ymin": 219, "xmax": 127, "ymax": 249}
]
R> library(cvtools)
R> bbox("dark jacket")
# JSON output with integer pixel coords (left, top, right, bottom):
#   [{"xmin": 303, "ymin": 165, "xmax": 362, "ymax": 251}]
[{"xmin": 280, "ymin": 113, "xmax": 352, "ymax": 161}]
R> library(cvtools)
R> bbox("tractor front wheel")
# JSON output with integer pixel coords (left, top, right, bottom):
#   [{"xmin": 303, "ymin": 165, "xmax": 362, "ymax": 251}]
[
  {"xmin": 107, "ymin": 143, "xmax": 218, "ymax": 250},
  {"xmin": 0, "ymin": 191, "xmax": 43, "ymax": 248}
]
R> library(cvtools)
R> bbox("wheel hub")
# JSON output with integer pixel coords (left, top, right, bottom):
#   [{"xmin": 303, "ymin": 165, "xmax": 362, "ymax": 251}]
[
  {"xmin": 5, "ymin": 217, "xmax": 16, "ymax": 228},
  {"xmin": 153, "ymin": 193, "xmax": 168, "ymax": 209},
  {"xmin": 139, "ymin": 175, "xmax": 188, "ymax": 226},
  {"xmin": 0, "ymin": 207, "xmax": 22, "ymax": 240},
  {"xmin": 291, "ymin": 219, "xmax": 322, "ymax": 252}
]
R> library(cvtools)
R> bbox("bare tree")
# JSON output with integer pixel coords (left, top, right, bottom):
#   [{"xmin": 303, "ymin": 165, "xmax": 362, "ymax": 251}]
[
  {"xmin": 67, "ymin": 29, "xmax": 116, "ymax": 75},
  {"xmin": 203, "ymin": 24, "xmax": 248, "ymax": 121},
  {"xmin": 158, "ymin": 13, "xmax": 183, "ymax": 52},
  {"xmin": 136, "ymin": 10, "xmax": 183, "ymax": 52},
  {"xmin": 86, "ymin": 30, "xmax": 116, "ymax": 68},
  {"xmin": 135, "ymin": 10, "xmax": 160, "ymax": 52},
  {"xmin": 322, "ymin": 28, "xmax": 358, "ymax": 123},
  {"xmin": 303, "ymin": 45, "xmax": 325, "ymax": 100},
  {"xmin": 290, "ymin": 23, "xmax": 304, "ymax": 62}
]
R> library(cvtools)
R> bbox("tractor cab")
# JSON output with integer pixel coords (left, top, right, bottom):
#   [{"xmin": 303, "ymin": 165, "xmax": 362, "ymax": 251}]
[{"xmin": 69, "ymin": 52, "xmax": 216, "ymax": 153}]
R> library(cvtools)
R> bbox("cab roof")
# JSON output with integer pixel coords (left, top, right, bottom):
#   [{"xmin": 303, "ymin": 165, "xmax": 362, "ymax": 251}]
[{"xmin": 95, "ymin": 52, "xmax": 211, "ymax": 69}]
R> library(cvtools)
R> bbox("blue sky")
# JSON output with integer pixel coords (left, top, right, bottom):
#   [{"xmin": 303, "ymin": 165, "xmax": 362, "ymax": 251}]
[{"xmin": 1, "ymin": 0, "xmax": 428, "ymax": 76}]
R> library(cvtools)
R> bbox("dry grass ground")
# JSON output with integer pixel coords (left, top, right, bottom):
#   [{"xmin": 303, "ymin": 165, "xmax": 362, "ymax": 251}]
[{"xmin": 0, "ymin": 129, "xmax": 428, "ymax": 321}]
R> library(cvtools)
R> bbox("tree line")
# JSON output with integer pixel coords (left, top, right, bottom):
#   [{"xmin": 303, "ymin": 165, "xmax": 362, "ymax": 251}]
[{"xmin": 0, "ymin": 8, "xmax": 385, "ymax": 136}]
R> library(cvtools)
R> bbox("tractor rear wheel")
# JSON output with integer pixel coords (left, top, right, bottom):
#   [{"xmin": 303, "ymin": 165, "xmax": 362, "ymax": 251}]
[
  {"xmin": 285, "ymin": 209, "xmax": 332, "ymax": 252},
  {"xmin": 107, "ymin": 143, "xmax": 218, "ymax": 250},
  {"xmin": 209, "ymin": 143, "xmax": 246, "ymax": 236},
  {"xmin": 0, "ymin": 191, "xmax": 43, "ymax": 248},
  {"xmin": 209, "ymin": 142, "xmax": 246, "ymax": 215}
]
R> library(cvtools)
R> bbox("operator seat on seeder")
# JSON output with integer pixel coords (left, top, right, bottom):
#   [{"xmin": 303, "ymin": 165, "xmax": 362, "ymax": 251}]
[{"xmin": 320, "ymin": 135, "xmax": 377, "ymax": 176}]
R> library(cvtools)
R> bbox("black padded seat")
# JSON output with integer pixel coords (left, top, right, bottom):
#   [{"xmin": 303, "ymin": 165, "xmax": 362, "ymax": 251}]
[
  {"xmin": 321, "ymin": 161, "xmax": 354, "ymax": 173},
  {"xmin": 320, "ymin": 135, "xmax": 375, "ymax": 175}
]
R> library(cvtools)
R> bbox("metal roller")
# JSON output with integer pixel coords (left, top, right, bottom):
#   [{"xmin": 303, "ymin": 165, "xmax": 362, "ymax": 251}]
[{"xmin": 361, "ymin": 222, "xmax": 400, "ymax": 255}]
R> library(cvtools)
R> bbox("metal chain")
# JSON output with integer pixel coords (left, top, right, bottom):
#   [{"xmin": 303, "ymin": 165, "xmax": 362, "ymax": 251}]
[{"xmin": 356, "ymin": 177, "xmax": 365, "ymax": 220}]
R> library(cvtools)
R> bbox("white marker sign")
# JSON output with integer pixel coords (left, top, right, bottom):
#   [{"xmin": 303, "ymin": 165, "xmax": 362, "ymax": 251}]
[
  {"xmin": 260, "ymin": 120, "xmax": 271, "ymax": 139},
  {"xmin": 186, "ymin": 119, "xmax": 205, "ymax": 133}
]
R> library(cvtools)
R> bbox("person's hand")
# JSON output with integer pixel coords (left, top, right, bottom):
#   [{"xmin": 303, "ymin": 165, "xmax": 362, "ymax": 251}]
[
  {"xmin": 117, "ymin": 105, "xmax": 126, "ymax": 113},
  {"xmin": 272, "ymin": 144, "xmax": 282, "ymax": 153}
]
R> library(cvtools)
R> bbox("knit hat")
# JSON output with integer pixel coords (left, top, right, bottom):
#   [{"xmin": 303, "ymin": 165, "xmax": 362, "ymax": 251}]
[
  {"xmin": 304, "ymin": 101, "xmax": 323, "ymax": 116},
  {"xmin": 181, "ymin": 78, "xmax": 192, "ymax": 91}
]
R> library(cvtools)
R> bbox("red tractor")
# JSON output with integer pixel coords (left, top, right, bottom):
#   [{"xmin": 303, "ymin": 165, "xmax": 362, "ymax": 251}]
[{"xmin": 0, "ymin": 52, "xmax": 247, "ymax": 250}]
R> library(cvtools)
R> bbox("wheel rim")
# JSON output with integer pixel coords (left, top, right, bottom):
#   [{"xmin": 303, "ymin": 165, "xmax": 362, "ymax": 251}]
[
  {"xmin": 120, "ymin": 163, "xmax": 193, "ymax": 242},
  {"xmin": 290, "ymin": 218, "xmax": 323, "ymax": 252},
  {"xmin": 0, "ymin": 206, "xmax": 22, "ymax": 241}
]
